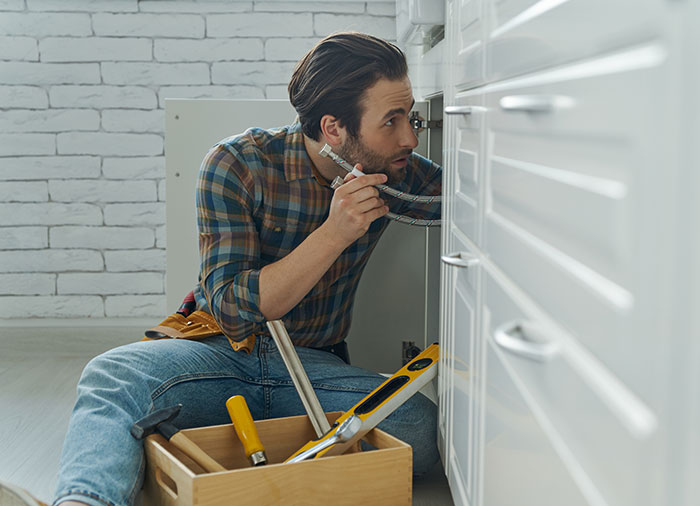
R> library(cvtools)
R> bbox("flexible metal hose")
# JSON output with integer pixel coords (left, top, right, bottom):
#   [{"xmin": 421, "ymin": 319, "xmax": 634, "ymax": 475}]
[{"xmin": 320, "ymin": 144, "xmax": 441, "ymax": 227}]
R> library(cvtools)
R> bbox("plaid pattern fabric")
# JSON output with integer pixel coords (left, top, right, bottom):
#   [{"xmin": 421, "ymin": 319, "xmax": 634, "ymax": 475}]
[{"xmin": 192, "ymin": 122, "xmax": 441, "ymax": 348}]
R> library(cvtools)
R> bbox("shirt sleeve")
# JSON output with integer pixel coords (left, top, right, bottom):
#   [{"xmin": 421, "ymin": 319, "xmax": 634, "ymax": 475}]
[
  {"xmin": 196, "ymin": 143, "xmax": 266, "ymax": 342},
  {"xmin": 393, "ymin": 153, "xmax": 442, "ymax": 220}
]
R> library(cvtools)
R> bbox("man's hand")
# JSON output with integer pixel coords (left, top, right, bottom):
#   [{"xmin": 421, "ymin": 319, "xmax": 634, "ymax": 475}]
[
  {"xmin": 322, "ymin": 164, "xmax": 389, "ymax": 249},
  {"xmin": 259, "ymin": 164, "xmax": 388, "ymax": 319}
]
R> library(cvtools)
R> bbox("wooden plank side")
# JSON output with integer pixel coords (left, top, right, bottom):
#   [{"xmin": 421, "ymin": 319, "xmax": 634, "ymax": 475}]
[
  {"xmin": 142, "ymin": 435, "xmax": 196, "ymax": 506},
  {"xmin": 194, "ymin": 445, "xmax": 412, "ymax": 506}
]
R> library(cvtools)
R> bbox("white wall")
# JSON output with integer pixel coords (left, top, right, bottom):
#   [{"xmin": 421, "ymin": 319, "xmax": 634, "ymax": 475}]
[{"xmin": 0, "ymin": 0, "xmax": 396, "ymax": 320}]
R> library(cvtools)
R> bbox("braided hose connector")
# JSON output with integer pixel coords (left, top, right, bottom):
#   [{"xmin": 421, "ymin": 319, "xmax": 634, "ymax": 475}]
[
  {"xmin": 319, "ymin": 144, "xmax": 441, "ymax": 227},
  {"xmin": 319, "ymin": 144, "xmax": 364, "ymax": 177},
  {"xmin": 319, "ymin": 144, "xmax": 441, "ymax": 204},
  {"xmin": 330, "ymin": 176, "xmax": 344, "ymax": 190}
]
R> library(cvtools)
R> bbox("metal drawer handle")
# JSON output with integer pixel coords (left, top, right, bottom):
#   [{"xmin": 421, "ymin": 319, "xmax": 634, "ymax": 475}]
[
  {"xmin": 499, "ymin": 95, "xmax": 575, "ymax": 113},
  {"xmin": 493, "ymin": 320, "xmax": 560, "ymax": 362},
  {"xmin": 444, "ymin": 105, "xmax": 486, "ymax": 115},
  {"xmin": 440, "ymin": 251, "xmax": 479, "ymax": 268}
]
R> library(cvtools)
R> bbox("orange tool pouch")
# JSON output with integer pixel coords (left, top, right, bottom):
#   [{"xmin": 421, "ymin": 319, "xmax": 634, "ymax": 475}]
[{"xmin": 142, "ymin": 310, "xmax": 256, "ymax": 353}]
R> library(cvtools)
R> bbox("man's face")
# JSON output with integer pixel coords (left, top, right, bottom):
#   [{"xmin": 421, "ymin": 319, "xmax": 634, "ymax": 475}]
[{"xmin": 336, "ymin": 77, "xmax": 418, "ymax": 185}]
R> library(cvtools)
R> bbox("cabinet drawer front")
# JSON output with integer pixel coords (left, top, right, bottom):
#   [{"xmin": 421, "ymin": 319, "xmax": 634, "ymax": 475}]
[
  {"xmin": 488, "ymin": 0, "xmax": 665, "ymax": 82},
  {"xmin": 483, "ymin": 337, "xmax": 589, "ymax": 506},
  {"xmin": 450, "ymin": 92, "xmax": 484, "ymax": 243},
  {"xmin": 484, "ymin": 272, "xmax": 661, "ymax": 506},
  {"xmin": 483, "ymin": 45, "xmax": 671, "ymax": 405},
  {"xmin": 454, "ymin": 0, "xmax": 485, "ymax": 90}
]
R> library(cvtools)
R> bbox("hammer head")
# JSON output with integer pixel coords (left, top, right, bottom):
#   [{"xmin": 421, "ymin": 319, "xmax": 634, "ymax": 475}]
[{"xmin": 130, "ymin": 404, "xmax": 182, "ymax": 440}]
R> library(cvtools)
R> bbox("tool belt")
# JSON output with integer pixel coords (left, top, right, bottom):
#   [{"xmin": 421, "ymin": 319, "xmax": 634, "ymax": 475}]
[
  {"xmin": 143, "ymin": 309, "xmax": 349, "ymax": 362},
  {"xmin": 142, "ymin": 310, "xmax": 257, "ymax": 353}
]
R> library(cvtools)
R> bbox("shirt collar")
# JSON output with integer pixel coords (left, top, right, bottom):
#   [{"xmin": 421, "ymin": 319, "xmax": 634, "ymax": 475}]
[{"xmin": 284, "ymin": 122, "xmax": 315, "ymax": 183}]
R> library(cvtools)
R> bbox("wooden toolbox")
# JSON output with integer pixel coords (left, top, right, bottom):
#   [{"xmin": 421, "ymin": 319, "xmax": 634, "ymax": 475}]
[{"xmin": 140, "ymin": 412, "xmax": 412, "ymax": 506}]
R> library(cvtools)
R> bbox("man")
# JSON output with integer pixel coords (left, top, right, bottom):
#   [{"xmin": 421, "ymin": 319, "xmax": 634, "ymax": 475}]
[{"xmin": 48, "ymin": 32, "xmax": 441, "ymax": 506}]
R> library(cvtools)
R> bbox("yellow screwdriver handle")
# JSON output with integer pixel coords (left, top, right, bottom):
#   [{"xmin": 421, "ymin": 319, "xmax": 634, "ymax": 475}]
[{"xmin": 226, "ymin": 395, "xmax": 265, "ymax": 459}]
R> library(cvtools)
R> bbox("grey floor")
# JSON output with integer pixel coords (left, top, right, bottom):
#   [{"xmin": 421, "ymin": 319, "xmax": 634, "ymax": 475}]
[{"xmin": 0, "ymin": 325, "xmax": 454, "ymax": 505}]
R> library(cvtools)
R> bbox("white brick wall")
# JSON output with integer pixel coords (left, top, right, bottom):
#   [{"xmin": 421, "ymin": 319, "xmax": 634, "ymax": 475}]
[
  {"xmin": 0, "ymin": 36, "xmax": 39, "ymax": 60},
  {"xmin": 0, "ymin": 0, "xmax": 397, "ymax": 320},
  {"xmin": 102, "ymin": 110, "xmax": 165, "ymax": 133},
  {"xmin": 0, "ymin": 227, "xmax": 48, "ymax": 249},
  {"xmin": 0, "ymin": 134, "xmax": 55, "ymax": 156},
  {"xmin": 48, "ymin": 180, "xmax": 157, "ymax": 202},
  {"xmin": 0, "ymin": 110, "xmax": 100, "ymax": 132},
  {"xmin": 50, "ymin": 86, "xmax": 158, "ymax": 109},
  {"xmin": 0, "ymin": 86, "xmax": 49, "ymax": 109},
  {"xmin": 40, "ymin": 37, "xmax": 153, "ymax": 63},
  {"xmin": 0, "ymin": 274, "xmax": 55, "ymax": 295},
  {"xmin": 51, "ymin": 226, "xmax": 155, "ymax": 249},
  {"xmin": 0, "ymin": 182, "xmax": 49, "ymax": 202},
  {"xmin": 0, "ymin": 156, "xmax": 101, "ymax": 180},
  {"xmin": 102, "ymin": 157, "xmax": 164, "ymax": 179}
]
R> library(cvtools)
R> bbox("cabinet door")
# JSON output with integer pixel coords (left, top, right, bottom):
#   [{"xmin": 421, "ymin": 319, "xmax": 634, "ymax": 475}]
[
  {"xmin": 165, "ymin": 99, "xmax": 296, "ymax": 310},
  {"xmin": 487, "ymin": 0, "xmax": 667, "ymax": 82},
  {"xmin": 484, "ymin": 271, "xmax": 662, "ymax": 506},
  {"xmin": 449, "ymin": 91, "xmax": 484, "ymax": 246},
  {"xmin": 481, "ymin": 332, "xmax": 590, "ymax": 506},
  {"xmin": 443, "ymin": 232, "xmax": 480, "ymax": 506},
  {"xmin": 439, "ymin": 67, "xmax": 459, "ymax": 467}
]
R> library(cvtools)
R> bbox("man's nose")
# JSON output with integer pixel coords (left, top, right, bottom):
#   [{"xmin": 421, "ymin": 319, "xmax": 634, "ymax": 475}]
[{"xmin": 399, "ymin": 119, "xmax": 419, "ymax": 149}]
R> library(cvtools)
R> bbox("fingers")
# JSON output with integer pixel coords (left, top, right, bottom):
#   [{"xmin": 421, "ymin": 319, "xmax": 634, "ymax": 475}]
[
  {"xmin": 342, "ymin": 163, "xmax": 362, "ymax": 183},
  {"xmin": 352, "ymin": 185, "xmax": 381, "ymax": 204},
  {"xmin": 337, "ymin": 172, "xmax": 387, "ymax": 194},
  {"xmin": 368, "ymin": 203, "xmax": 390, "ymax": 221},
  {"xmin": 355, "ymin": 196, "xmax": 386, "ymax": 214}
]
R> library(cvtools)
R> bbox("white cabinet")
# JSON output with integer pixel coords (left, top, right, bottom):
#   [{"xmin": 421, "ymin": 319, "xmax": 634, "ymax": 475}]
[
  {"xmin": 435, "ymin": 0, "xmax": 699, "ymax": 505},
  {"xmin": 454, "ymin": 0, "xmax": 485, "ymax": 90},
  {"xmin": 444, "ymin": 231, "xmax": 480, "ymax": 506},
  {"xmin": 487, "ymin": 0, "xmax": 666, "ymax": 82},
  {"xmin": 482, "ymin": 337, "xmax": 589, "ymax": 506}
]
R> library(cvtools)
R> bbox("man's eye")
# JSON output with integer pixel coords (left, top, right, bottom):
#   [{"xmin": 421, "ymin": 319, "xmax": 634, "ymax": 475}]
[{"xmin": 385, "ymin": 118, "xmax": 394, "ymax": 126}]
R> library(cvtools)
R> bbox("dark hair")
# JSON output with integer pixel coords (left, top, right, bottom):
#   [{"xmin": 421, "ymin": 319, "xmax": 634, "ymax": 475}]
[{"xmin": 288, "ymin": 32, "xmax": 408, "ymax": 140}]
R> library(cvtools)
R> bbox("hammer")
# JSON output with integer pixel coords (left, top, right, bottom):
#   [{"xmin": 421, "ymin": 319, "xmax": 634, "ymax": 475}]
[{"xmin": 131, "ymin": 404, "xmax": 226, "ymax": 473}]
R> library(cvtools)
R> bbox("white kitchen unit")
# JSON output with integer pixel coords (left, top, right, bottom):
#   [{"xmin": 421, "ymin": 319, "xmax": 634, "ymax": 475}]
[{"xmin": 412, "ymin": 0, "xmax": 700, "ymax": 505}]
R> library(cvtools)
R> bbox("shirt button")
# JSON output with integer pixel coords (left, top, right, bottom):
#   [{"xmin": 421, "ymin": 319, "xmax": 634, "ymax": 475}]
[{"xmin": 273, "ymin": 226, "xmax": 282, "ymax": 232}]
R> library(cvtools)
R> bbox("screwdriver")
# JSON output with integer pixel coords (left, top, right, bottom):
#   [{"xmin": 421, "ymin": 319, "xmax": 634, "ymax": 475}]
[{"xmin": 226, "ymin": 395, "xmax": 267, "ymax": 466}]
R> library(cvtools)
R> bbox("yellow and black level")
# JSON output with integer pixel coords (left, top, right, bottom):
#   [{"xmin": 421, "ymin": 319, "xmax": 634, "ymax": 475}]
[{"xmin": 285, "ymin": 343, "xmax": 439, "ymax": 463}]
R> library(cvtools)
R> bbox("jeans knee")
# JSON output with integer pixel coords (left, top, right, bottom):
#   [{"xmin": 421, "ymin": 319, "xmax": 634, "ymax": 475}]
[
  {"xmin": 409, "ymin": 394, "xmax": 439, "ymax": 475},
  {"xmin": 77, "ymin": 347, "xmax": 150, "ymax": 409},
  {"xmin": 80, "ymin": 349, "xmax": 124, "ymax": 386},
  {"xmin": 380, "ymin": 392, "xmax": 439, "ymax": 477}
]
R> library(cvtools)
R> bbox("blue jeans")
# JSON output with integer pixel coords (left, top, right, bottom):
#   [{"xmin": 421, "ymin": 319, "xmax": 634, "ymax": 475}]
[{"xmin": 53, "ymin": 335, "xmax": 438, "ymax": 506}]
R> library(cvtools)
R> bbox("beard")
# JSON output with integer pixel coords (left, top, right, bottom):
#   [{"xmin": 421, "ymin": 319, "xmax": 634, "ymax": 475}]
[{"xmin": 336, "ymin": 134, "xmax": 411, "ymax": 185}]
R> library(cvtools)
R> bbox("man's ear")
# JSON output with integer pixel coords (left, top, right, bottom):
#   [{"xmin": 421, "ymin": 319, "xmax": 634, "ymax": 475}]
[{"xmin": 319, "ymin": 114, "xmax": 346, "ymax": 147}]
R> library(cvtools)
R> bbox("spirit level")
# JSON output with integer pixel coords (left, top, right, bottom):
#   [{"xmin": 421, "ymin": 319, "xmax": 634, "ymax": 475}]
[{"xmin": 285, "ymin": 343, "xmax": 439, "ymax": 463}]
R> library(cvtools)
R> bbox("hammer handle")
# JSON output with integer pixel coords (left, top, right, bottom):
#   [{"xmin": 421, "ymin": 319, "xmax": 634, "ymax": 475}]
[{"xmin": 169, "ymin": 432, "xmax": 226, "ymax": 473}]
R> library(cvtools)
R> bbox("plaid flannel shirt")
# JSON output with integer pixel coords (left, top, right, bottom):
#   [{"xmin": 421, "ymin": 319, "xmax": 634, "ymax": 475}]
[{"xmin": 193, "ymin": 122, "xmax": 441, "ymax": 348}]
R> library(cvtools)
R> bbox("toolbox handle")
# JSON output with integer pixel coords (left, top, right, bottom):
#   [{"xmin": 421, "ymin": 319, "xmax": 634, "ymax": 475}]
[{"xmin": 154, "ymin": 466, "xmax": 179, "ymax": 500}]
